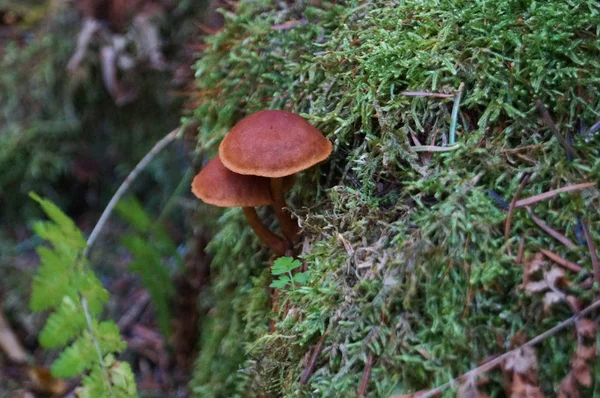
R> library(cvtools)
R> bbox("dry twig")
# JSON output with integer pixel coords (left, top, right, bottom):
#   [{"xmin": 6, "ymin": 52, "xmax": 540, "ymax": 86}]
[
  {"xmin": 85, "ymin": 128, "xmax": 180, "ymax": 253},
  {"xmin": 505, "ymin": 174, "xmax": 530, "ymax": 246},
  {"xmin": 539, "ymin": 249, "xmax": 583, "ymax": 273},
  {"xmin": 400, "ymin": 91, "xmax": 454, "ymax": 98},
  {"xmin": 358, "ymin": 352, "xmax": 374, "ymax": 397},
  {"xmin": 534, "ymin": 100, "xmax": 577, "ymax": 158},
  {"xmin": 514, "ymin": 182, "xmax": 595, "ymax": 208},
  {"xmin": 410, "ymin": 145, "xmax": 460, "ymax": 152},
  {"xmin": 300, "ymin": 331, "xmax": 329, "ymax": 384},
  {"xmin": 527, "ymin": 208, "xmax": 577, "ymax": 250},
  {"xmin": 579, "ymin": 220, "xmax": 600, "ymax": 287}
]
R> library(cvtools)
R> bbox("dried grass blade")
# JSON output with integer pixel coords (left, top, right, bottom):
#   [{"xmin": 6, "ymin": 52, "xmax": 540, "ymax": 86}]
[
  {"xmin": 579, "ymin": 220, "xmax": 600, "ymax": 286},
  {"xmin": 410, "ymin": 145, "xmax": 460, "ymax": 152},
  {"xmin": 540, "ymin": 249, "xmax": 583, "ymax": 273},
  {"xmin": 515, "ymin": 183, "xmax": 596, "ymax": 208},
  {"xmin": 528, "ymin": 208, "xmax": 577, "ymax": 249},
  {"xmin": 400, "ymin": 91, "xmax": 454, "ymax": 98},
  {"xmin": 535, "ymin": 100, "xmax": 578, "ymax": 158},
  {"xmin": 358, "ymin": 352, "xmax": 374, "ymax": 397},
  {"xmin": 505, "ymin": 174, "xmax": 530, "ymax": 245},
  {"xmin": 449, "ymin": 82, "xmax": 465, "ymax": 145},
  {"xmin": 300, "ymin": 331, "xmax": 328, "ymax": 384}
]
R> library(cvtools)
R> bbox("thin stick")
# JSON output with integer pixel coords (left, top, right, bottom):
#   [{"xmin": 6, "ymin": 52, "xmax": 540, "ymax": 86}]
[
  {"xmin": 505, "ymin": 174, "xmax": 530, "ymax": 245},
  {"xmin": 579, "ymin": 220, "xmax": 600, "ymax": 286},
  {"xmin": 400, "ymin": 91, "xmax": 454, "ymax": 98},
  {"xmin": 396, "ymin": 299, "xmax": 600, "ymax": 398},
  {"xmin": 540, "ymin": 249, "xmax": 583, "ymax": 273},
  {"xmin": 535, "ymin": 100, "xmax": 577, "ymax": 158},
  {"xmin": 515, "ymin": 234, "xmax": 525, "ymax": 265},
  {"xmin": 449, "ymin": 82, "xmax": 465, "ymax": 145},
  {"xmin": 410, "ymin": 145, "xmax": 460, "ymax": 152},
  {"xmin": 515, "ymin": 182, "xmax": 596, "ymax": 208},
  {"xmin": 117, "ymin": 292, "xmax": 151, "ymax": 332},
  {"xmin": 527, "ymin": 208, "xmax": 577, "ymax": 249},
  {"xmin": 358, "ymin": 352, "xmax": 374, "ymax": 397},
  {"xmin": 300, "ymin": 331, "xmax": 329, "ymax": 384},
  {"xmin": 501, "ymin": 144, "xmax": 543, "ymax": 153},
  {"xmin": 85, "ymin": 128, "xmax": 179, "ymax": 254}
]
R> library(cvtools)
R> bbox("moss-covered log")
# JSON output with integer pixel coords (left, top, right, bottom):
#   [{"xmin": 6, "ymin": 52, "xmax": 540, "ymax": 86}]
[{"xmin": 190, "ymin": 0, "xmax": 600, "ymax": 396}]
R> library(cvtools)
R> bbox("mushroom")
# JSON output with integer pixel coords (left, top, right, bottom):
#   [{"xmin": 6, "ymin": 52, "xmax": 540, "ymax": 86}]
[
  {"xmin": 219, "ymin": 110, "xmax": 332, "ymax": 243},
  {"xmin": 191, "ymin": 156, "xmax": 295, "ymax": 256}
]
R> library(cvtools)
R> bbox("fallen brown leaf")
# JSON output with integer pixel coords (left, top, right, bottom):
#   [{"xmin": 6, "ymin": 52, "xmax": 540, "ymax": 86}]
[
  {"xmin": 524, "ymin": 280, "xmax": 549, "ymax": 294},
  {"xmin": 576, "ymin": 343, "xmax": 596, "ymax": 361},
  {"xmin": 504, "ymin": 346, "xmax": 538, "ymax": 374},
  {"xmin": 510, "ymin": 373, "xmax": 545, "ymax": 398},
  {"xmin": 28, "ymin": 366, "xmax": 68, "ymax": 396},
  {"xmin": 572, "ymin": 358, "xmax": 591, "ymax": 387},
  {"xmin": 576, "ymin": 319, "xmax": 596, "ymax": 338},
  {"xmin": 543, "ymin": 291, "xmax": 564, "ymax": 313}
]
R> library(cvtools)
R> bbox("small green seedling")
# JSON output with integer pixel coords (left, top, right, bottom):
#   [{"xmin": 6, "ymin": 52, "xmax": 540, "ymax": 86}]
[{"xmin": 269, "ymin": 257, "xmax": 310, "ymax": 291}]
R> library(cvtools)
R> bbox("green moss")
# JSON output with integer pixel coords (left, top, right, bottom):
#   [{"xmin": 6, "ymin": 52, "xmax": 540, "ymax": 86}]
[{"xmin": 191, "ymin": 0, "xmax": 600, "ymax": 396}]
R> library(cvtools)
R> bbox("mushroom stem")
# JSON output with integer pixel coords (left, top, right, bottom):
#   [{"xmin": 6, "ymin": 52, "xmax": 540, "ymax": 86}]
[
  {"xmin": 242, "ymin": 207, "xmax": 287, "ymax": 256},
  {"xmin": 270, "ymin": 177, "xmax": 299, "ymax": 243}
]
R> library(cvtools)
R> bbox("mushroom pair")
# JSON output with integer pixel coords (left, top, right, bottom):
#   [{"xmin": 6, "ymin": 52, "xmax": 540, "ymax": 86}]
[{"xmin": 191, "ymin": 110, "xmax": 332, "ymax": 256}]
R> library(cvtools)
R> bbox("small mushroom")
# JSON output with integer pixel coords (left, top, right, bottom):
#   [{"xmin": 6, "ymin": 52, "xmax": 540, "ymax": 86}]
[
  {"xmin": 219, "ymin": 110, "xmax": 332, "ymax": 243},
  {"xmin": 191, "ymin": 156, "xmax": 295, "ymax": 255}
]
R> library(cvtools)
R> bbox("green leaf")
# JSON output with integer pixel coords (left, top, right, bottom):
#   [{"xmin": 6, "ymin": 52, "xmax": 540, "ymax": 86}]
[
  {"xmin": 78, "ymin": 271, "xmax": 110, "ymax": 314},
  {"xmin": 271, "ymin": 257, "xmax": 302, "ymax": 275},
  {"xmin": 115, "ymin": 197, "xmax": 152, "ymax": 232},
  {"xmin": 293, "ymin": 271, "xmax": 311, "ymax": 285},
  {"xmin": 78, "ymin": 356, "xmax": 138, "ymax": 398},
  {"xmin": 51, "ymin": 321, "xmax": 126, "ymax": 378},
  {"xmin": 30, "ymin": 246, "xmax": 71, "ymax": 311},
  {"xmin": 39, "ymin": 295, "xmax": 86, "ymax": 348},
  {"xmin": 29, "ymin": 192, "xmax": 87, "ymax": 250},
  {"xmin": 269, "ymin": 276, "xmax": 290, "ymax": 289}
]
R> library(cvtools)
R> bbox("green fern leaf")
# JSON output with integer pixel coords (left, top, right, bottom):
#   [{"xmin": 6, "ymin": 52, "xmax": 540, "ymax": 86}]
[
  {"xmin": 29, "ymin": 193, "xmax": 87, "ymax": 250},
  {"xmin": 78, "ymin": 270, "xmax": 110, "ymax": 314},
  {"xmin": 122, "ymin": 234, "xmax": 174, "ymax": 335},
  {"xmin": 77, "ymin": 366, "xmax": 110, "ymax": 398},
  {"xmin": 107, "ymin": 358, "xmax": 138, "ymax": 397},
  {"xmin": 39, "ymin": 295, "xmax": 86, "ymax": 348},
  {"xmin": 51, "ymin": 321, "xmax": 126, "ymax": 378},
  {"xmin": 30, "ymin": 194, "xmax": 137, "ymax": 396},
  {"xmin": 30, "ymin": 246, "xmax": 71, "ymax": 311},
  {"xmin": 78, "ymin": 355, "xmax": 137, "ymax": 398},
  {"xmin": 115, "ymin": 197, "xmax": 152, "ymax": 232}
]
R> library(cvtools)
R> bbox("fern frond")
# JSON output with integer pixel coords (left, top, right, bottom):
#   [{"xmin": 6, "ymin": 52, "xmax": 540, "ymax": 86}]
[
  {"xmin": 124, "ymin": 235, "xmax": 174, "ymax": 335},
  {"xmin": 30, "ymin": 194, "xmax": 137, "ymax": 396},
  {"xmin": 39, "ymin": 295, "xmax": 86, "ymax": 348},
  {"xmin": 29, "ymin": 193, "xmax": 87, "ymax": 251},
  {"xmin": 78, "ymin": 270, "xmax": 110, "ymax": 314},
  {"xmin": 30, "ymin": 246, "xmax": 71, "ymax": 311},
  {"xmin": 77, "ymin": 355, "xmax": 138, "ymax": 398},
  {"xmin": 117, "ymin": 197, "xmax": 178, "ymax": 336},
  {"xmin": 51, "ymin": 321, "xmax": 126, "ymax": 378},
  {"xmin": 114, "ymin": 197, "xmax": 152, "ymax": 232}
]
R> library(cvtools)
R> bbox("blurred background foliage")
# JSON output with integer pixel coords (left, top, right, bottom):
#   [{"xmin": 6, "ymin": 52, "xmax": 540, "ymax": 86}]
[{"xmin": 0, "ymin": 0, "xmax": 214, "ymax": 395}]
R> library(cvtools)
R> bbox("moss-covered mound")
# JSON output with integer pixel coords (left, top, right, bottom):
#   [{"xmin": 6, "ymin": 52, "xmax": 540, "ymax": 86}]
[{"xmin": 190, "ymin": 0, "xmax": 600, "ymax": 396}]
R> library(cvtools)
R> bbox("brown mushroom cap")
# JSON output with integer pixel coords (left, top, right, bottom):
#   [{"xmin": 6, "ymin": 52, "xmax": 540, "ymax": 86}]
[
  {"xmin": 192, "ymin": 156, "xmax": 295, "ymax": 207},
  {"xmin": 219, "ymin": 110, "xmax": 332, "ymax": 178}
]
